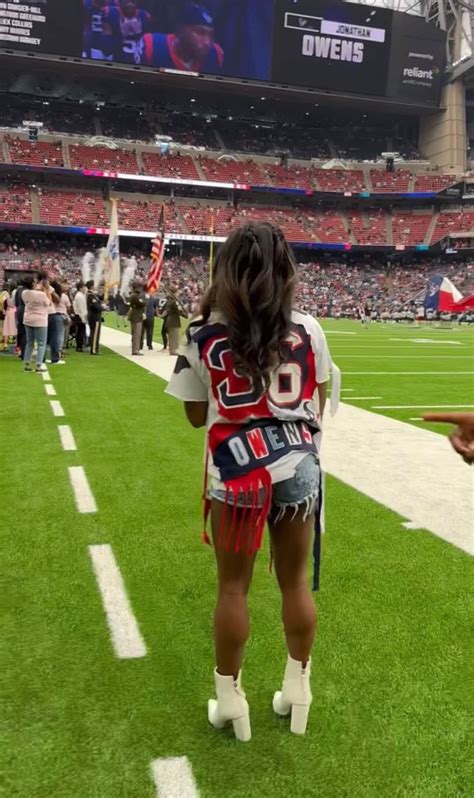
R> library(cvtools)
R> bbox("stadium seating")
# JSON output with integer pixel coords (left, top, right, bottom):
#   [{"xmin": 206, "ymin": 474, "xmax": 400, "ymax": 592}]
[
  {"xmin": 0, "ymin": 185, "xmax": 32, "ymax": 223},
  {"xmin": 431, "ymin": 210, "xmax": 474, "ymax": 242},
  {"xmin": 370, "ymin": 170, "xmax": 411, "ymax": 193},
  {"xmin": 38, "ymin": 190, "xmax": 108, "ymax": 227},
  {"xmin": 179, "ymin": 204, "xmax": 235, "ymax": 236},
  {"xmin": 314, "ymin": 169, "xmax": 366, "ymax": 193},
  {"xmin": 414, "ymin": 174, "xmax": 457, "ymax": 192},
  {"xmin": 263, "ymin": 164, "xmax": 315, "ymax": 191},
  {"xmin": 142, "ymin": 152, "xmax": 200, "ymax": 181},
  {"xmin": 392, "ymin": 212, "xmax": 432, "ymax": 246},
  {"xmin": 198, "ymin": 158, "xmax": 265, "ymax": 184},
  {"xmin": 306, "ymin": 210, "xmax": 348, "ymax": 243},
  {"xmin": 6, "ymin": 138, "xmax": 64, "ymax": 168},
  {"xmin": 347, "ymin": 210, "xmax": 387, "ymax": 245},
  {"xmin": 236, "ymin": 206, "xmax": 310, "ymax": 242},
  {"xmin": 68, "ymin": 144, "xmax": 138, "ymax": 172}
]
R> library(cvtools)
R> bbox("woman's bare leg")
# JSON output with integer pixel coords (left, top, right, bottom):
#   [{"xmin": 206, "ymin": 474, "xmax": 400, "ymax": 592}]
[
  {"xmin": 269, "ymin": 508, "xmax": 316, "ymax": 664},
  {"xmin": 211, "ymin": 500, "xmax": 257, "ymax": 678}
]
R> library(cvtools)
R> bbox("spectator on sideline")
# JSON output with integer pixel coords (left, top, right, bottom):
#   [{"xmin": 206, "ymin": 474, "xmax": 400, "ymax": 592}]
[
  {"xmin": 2, "ymin": 282, "xmax": 17, "ymax": 349},
  {"xmin": 86, "ymin": 280, "xmax": 103, "ymax": 355},
  {"xmin": 166, "ymin": 223, "xmax": 331, "ymax": 741},
  {"xmin": 73, "ymin": 282, "xmax": 88, "ymax": 352},
  {"xmin": 128, "ymin": 281, "xmax": 146, "ymax": 356},
  {"xmin": 423, "ymin": 412, "xmax": 474, "ymax": 464},
  {"xmin": 141, "ymin": 292, "xmax": 160, "ymax": 351},
  {"xmin": 161, "ymin": 287, "xmax": 186, "ymax": 355},
  {"xmin": 46, "ymin": 281, "xmax": 65, "ymax": 366},
  {"xmin": 22, "ymin": 277, "xmax": 52, "ymax": 372},
  {"xmin": 59, "ymin": 281, "xmax": 72, "ymax": 352},
  {"xmin": 15, "ymin": 275, "xmax": 32, "ymax": 360},
  {"xmin": 161, "ymin": 312, "xmax": 169, "ymax": 350}
]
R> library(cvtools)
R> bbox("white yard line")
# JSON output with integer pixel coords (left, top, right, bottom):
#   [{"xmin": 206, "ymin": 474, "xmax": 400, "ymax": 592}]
[
  {"xmin": 89, "ymin": 544, "xmax": 147, "ymax": 660},
  {"xmin": 101, "ymin": 327, "xmax": 474, "ymax": 555},
  {"xmin": 347, "ymin": 396, "xmax": 382, "ymax": 401},
  {"xmin": 373, "ymin": 404, "xmax": 474, "ymax": 410},
  {"xmin": 68, "ymin": 466, "xmax": 97, "ymax": 513},
  {"xmin": 58, "ymin": 425, "xmax": 77, "ymax": 452},
  {"xmin": 50, "ymin": 400, "xmax": 65, "ymax": 417},
  {"xmin": 151, "ymin": 758, "xmax": 199, "ymax": 798},
  {"xmin": 340, "ymin": 388, "xmax": 354, "ymax": 392},
  {"xmin": 41, "ymin": 370, "xmax": 51, "ymax": 382},
  {"xmin": 44, "ymin": 383, "xmax": 57, "ymax": 396}
]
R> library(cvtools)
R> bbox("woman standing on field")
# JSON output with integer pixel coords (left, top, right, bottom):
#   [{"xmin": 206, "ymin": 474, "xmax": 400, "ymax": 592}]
[{"xmin": 166, "ymin": 223, "xmax": 332, "ymax": 741}]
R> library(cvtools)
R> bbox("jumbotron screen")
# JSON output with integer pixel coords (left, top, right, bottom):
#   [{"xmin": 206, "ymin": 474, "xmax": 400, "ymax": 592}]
[{"xmin": 0, "ymin": 0, "xmax": 446, "ymax": 105}]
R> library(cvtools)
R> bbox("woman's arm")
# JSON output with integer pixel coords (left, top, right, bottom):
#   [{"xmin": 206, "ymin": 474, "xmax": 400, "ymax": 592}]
[
  {"xmin": 184, "ymin": 401, "xmax": 208, "ymax": 428},
  {"xmin": 317, "ymin": 382, "xmax": 327, "ymax": 419}
]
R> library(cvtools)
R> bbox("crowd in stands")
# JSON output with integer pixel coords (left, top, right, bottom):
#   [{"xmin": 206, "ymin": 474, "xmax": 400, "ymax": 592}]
[
  {"xmin": 0, "ymin": 93, "xmax": 424, "ymax": 162},
  {"xmin": 2, "ymin": 137, "xmax": 459, "ymax": 196},
  {"xmin": 2, "ymin": 180, "xmax": 474, "ymax": 246},
  {"xmin": 1, "ymin": 235, "xmax": 472, "ymax": 320}
]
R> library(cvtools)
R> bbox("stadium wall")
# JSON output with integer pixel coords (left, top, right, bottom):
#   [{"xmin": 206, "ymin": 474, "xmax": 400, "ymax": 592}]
[{"xmin": 419, "ymin": 80, "xmax": 466, "ymax": 173}]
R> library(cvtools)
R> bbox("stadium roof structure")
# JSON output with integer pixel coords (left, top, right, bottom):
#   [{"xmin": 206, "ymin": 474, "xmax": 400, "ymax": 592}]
[{"xmin": 349, "ymin": 0, "xmax": 473, "ymax": 74}]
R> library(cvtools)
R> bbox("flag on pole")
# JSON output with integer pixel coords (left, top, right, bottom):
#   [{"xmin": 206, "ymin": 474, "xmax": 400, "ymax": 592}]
[
  {"xmin": 209, "ymin": 210, "xmax": 215, "ymax": 286},
  {"xmin": 104, "ymin": 199, "xmax": 120, "ymax": 299},
  {"xmin": 146, "ymin": 205, "xmax": 166, "ymax": 295},
  {"xmin": 424, "ymin": 274, "xmax": 463, "ymax": 312}
]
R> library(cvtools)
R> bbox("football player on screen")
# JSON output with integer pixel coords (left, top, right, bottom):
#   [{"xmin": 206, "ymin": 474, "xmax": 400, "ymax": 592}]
[
  {"xmin": 83, "ymin": 0, "xmax": 121, "ymax": 60},
  {"xmin": 140, "ymin": 2, "xmax": 224, "ymax": 74},
  {"xmin": 115, "ymin": 1, "xmax": 152, "ymax": 64}
]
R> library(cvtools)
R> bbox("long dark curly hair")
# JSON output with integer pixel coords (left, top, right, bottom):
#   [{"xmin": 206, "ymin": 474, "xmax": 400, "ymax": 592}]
[{"xmin": 193, "ymin": 222, "xmax": 297, "ymax": 394}]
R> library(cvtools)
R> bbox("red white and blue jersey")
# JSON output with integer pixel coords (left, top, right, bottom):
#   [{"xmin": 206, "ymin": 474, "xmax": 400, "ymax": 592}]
[
  {"xmin": 166, "ymin": 310, "xmax": 330, "ymax": 487},
  {"xmin": 141, "ymin": 33, "xmax": 224, "ymax": 73},
  {"xmin": 83, "ymin": 1, "xmax": 120, "ymax": 55},
  {"xmin": 114, "ymin": 9, "xmax": 151, "ymax": 63}
]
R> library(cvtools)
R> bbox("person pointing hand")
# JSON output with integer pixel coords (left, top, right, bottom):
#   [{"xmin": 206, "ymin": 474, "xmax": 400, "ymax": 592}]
[{"xmin": 423, "ymin": 412, "xmax": 474, "ymax": 464}]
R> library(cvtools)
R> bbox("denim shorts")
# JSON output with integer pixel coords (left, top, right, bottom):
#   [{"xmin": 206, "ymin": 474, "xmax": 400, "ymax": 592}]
[{"xmin": 209, "ymin": 453, "xmax": 320, "ymax": 523}]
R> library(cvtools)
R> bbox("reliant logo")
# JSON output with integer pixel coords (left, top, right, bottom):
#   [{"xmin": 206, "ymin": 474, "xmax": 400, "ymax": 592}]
[{"xmin": 403, "ymin": 66, "xmax": 434, "ymax": 79}]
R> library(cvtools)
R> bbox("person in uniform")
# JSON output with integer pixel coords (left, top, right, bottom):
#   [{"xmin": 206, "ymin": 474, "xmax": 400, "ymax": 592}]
[
  {"xmin": 161, "ymin": 287, "xmax": 186, "ymax": 355},
  {"xmin": 86, "ymin": 280, "xmax": 103, "ymax": 355},
  {"xmin": 141, "ymin": 3, "xmax": 224, "ymax": 73},
  {"xmin": 128, "ymin": 281, "xmax": 146, "ymax": 356}
]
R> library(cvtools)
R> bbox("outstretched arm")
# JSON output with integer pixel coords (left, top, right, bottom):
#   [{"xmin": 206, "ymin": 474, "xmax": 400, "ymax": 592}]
[{"xmin": 423, "ymin": 412, "xmax": 474, "ymax": 464}]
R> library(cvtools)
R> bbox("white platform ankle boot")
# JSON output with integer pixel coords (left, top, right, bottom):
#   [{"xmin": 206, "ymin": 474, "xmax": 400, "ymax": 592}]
[
  {"xmin": 273, "ymin": 656, "xmax": 312, "ymax": 734},
  {"xmin": 208, "ymin": 669, "xmax": 251, "ymax": 742}
]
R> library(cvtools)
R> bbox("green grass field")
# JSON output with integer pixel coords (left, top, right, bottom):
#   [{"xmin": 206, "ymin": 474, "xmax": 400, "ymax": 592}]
[{"xmin": 3, "ymin": 320, "xmax": 473, "ymax": 797}]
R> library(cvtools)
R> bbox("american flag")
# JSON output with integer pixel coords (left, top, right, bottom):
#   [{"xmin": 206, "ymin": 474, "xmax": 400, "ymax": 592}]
[{"xmin": 146, "ymin": 205, "xmax": 165, "ymax": 294}]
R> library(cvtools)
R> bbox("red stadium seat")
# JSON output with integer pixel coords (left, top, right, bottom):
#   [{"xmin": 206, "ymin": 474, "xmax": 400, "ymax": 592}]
[
  {"xmin": 142, "ymin": 153, "xmax": 199, "ymax": 181},
  {"xmin": 7, "ymin": 137, "xmax": 64, "ymax": 168},
  {"xmin": 68, "ymin": 144, "xmax": 138, "ymax": 173}
]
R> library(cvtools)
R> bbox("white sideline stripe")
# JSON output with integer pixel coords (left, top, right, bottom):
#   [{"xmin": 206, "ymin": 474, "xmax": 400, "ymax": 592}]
[
  {"xmin": 347, "ymin": 396, "xmax": 382, "ymax": 400},
  {"xmin": 325, "ymin": 331, "xmax": 356, "ymax": 335},
  {"xmin": 373, "ymin": 404, "xmax": 474, "ymax": 410},
  {"xmin": 322, "ymin": 403, "xmax": 474, "ymax": 555},
  {"xmin": 344, "ymin": 371, "xmax": 474, "ymax": 375},
  {"xmin": 409, "ymin": 417, "xmax": 423, "ymax": 421},
  {"xmin": 58, "ymin": 425, "xmax": 77, "ymax": 452},
  {"xmin": 68, "ymin": 466, "xmax": 97, "ymax": 513},
  {"xmin": 50, "ymin": 400, "xmax": 65, "ymax": 417},
  {"xmin": 340, "ymin": 388, "xmax": 354, "ymax": 392},
  {"xmin": 402, "ymin": 521, "xmax": 421, "ymax": 530},
  {"xmin": 89, "ymin": 544, "xmax": 147, "ymax": 660},
  {"xmin": 44, "ymin": 383, "xmax": 57, "ymax": 396},
  {"xmin": 41, "ymin": 370, "xmax": 51, "ymax": 382},
  {"xmin": 151, "ymin": 758, "xmax": 199, "ymax": 798}
]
